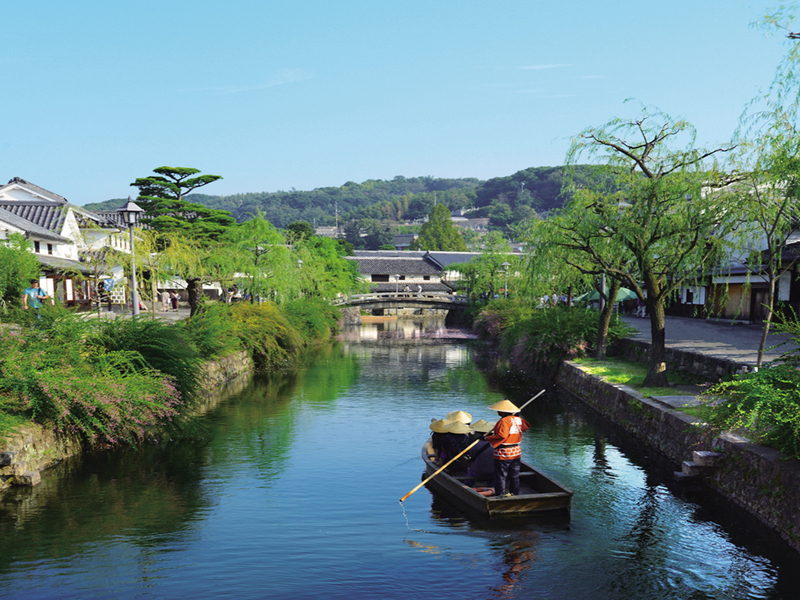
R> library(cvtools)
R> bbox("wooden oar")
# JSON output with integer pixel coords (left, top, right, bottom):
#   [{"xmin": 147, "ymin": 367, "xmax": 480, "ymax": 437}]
[{"xmin": 399, "ymin": 389, "xmax": 545, "ymax": 503}]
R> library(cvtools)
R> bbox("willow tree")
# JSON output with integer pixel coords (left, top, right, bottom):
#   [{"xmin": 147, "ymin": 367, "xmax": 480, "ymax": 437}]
[
  {"xmin": 566, "ymin": 108, "xmax": 737, "ymax": 386},
  {"xmin": 523, "ymin": 180, "xmax": 628, "ymax": 361}
]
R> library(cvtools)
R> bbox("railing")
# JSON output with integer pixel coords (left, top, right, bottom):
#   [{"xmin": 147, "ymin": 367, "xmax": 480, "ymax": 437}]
[{"xmin": 331, "ymin": 292, "xmax": 469, "ymax": 306}]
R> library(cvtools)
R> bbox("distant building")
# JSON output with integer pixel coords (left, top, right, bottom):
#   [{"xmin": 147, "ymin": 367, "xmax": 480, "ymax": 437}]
[{"xmin": 0, "ymin": 177, "xmax": 129, "ymax": 308}]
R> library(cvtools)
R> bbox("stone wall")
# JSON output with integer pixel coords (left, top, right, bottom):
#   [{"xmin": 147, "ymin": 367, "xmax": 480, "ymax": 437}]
[
  {"xmin": 611, "ymin": 338, "xmax": 748, "ymax": 380},
  {"xmin": 557, "ymin": 361, "xmax": 800, "ymax": 552},
  {"xmin": 0, "ymin": 351, "xmax": 254, "ymax": 495}
]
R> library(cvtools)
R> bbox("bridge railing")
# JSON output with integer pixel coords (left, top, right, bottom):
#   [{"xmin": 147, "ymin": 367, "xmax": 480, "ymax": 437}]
[{"xmin": 331, "ymin": 292, "xmax": 469, "ymax": 306}]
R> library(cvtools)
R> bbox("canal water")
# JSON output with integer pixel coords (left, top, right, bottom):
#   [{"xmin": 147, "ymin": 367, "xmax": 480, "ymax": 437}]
[{"xmin": 1, "ymin": 325, "xmax": 799, "ymax": 599}]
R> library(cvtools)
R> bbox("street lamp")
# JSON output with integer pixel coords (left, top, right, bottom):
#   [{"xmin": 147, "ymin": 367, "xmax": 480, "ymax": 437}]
[
  {"xmin": 117, "ymin": 197, "xmax": 145, "ymax": 316},
  {"xmin": 501, "ymin": 262, "xmax": 510, "ymax": 299},
  {"xmin": 297, "ymin": 259, "xmax": 303, "ymax": 299}
]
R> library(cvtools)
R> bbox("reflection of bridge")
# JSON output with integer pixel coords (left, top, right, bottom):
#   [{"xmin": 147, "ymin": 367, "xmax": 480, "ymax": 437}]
[{"xmin": 331, "ymin": 292, "xmax": 469, "ymax": 311}]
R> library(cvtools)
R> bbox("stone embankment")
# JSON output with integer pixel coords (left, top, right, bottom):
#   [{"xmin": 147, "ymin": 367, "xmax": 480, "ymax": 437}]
[
  {"xmin": 0, "ymin": 351, "xmax": 254, "ymax": 495},
  {"xmin": 557, "ymin": 360, "xmax": 800, "ymax": 552}
]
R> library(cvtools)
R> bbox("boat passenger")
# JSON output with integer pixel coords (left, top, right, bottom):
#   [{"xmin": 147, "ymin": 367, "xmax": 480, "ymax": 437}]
[
  {"xmin": 465, "ymin": 419, "xmax": 495, "ymax": 487},
  {"xmin": 485, "ymin": 400, "xmax": 530, "ymax": 497},
  {"xmin": 440, "ymin": 420, "xmax": 472, "ymax": 471},
  {"xmin": 446, "ymin": 410, "xmax": 472, "ymax": 425},
  {"xmin": 428, "ymin": 419, "xmax": 452, "ymax": 464}
]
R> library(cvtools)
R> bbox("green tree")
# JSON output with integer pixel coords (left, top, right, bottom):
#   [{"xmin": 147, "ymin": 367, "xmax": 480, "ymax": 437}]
[
  {"xmin": 0, "ymin": 234, "xmax": 41, "ymax": 307},
  {"xmin": 130, "ymin": 167, "xmax": 235, "ymax": 242},
  {"xmin": 285, "ymin": 221, "xmax": 315, "ymax": 242},
  {"xmin": 566, "ymin": 108, "xmax": 736, "ymax": 386},
  {"xmin": 409, "ymin": 204, "xmax": 467, "ymax": 251}
]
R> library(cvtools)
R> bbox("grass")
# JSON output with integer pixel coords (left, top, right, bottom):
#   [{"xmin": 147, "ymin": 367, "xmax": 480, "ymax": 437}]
[
  {"xmin": 0, "ymin": 394, "xmax": 31, "ymax": 442},
  {"xmin": 573, "ymin": 357, "xmax": 704, "ymax": 399}
]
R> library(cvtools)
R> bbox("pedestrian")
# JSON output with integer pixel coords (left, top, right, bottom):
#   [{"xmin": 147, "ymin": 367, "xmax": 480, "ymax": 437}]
[
  {"xmin": 161, "ymin": 289, "xmax": 170, "ymax": 312},
  {"xmin": 22, "ymin": 279, "xmax": 49, "ymax": 319},
  {"xmin": 169, "ymin": 290, "xmax": 179, "ymax": 311},
  {"xmin": 485, "ymin": 399, "xmax": 530, "ymax": 497}
]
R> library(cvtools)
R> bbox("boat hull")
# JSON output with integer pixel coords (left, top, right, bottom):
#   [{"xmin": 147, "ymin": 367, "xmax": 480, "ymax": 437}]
[{"xmin": 422, "ymin": 443, "xmax": 572, "ymax": 517}]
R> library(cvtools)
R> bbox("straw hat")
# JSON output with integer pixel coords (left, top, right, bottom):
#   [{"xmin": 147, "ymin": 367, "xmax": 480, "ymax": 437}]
[
  {"xmin": 429, "ymin": 419, "xmax": 452, "ymax": 433},
  {"xmin": 470, "ymin": 419, "xmax": 495, "ymax": 433},
  {"xmin": 489, "ymin": 399, "xmax": 520, "ymax": 413},
  {"xmin": 446, "ymin": 410, "xmax": 472, "ymax": 424},
  {"xmin": 444, "ymin": 421, "xmax": 472, "ymax": 434}
]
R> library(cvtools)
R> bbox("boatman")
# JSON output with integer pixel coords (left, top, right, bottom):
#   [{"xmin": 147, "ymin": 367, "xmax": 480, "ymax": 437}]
[{"xmin": 485, "ymin": 399, "xmax": 530, "ymax": 497}]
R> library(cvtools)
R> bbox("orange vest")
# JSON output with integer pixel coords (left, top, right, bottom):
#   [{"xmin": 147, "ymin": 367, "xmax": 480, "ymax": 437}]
[{"xmin": 486, "ymin": 415, "xmax": 530, "ymax": 460}]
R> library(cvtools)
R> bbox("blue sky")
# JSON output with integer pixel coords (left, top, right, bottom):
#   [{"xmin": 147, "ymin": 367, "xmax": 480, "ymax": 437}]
[{"xmin": 2, "ymin": 1, "xmax": 792, "ymax": 205}]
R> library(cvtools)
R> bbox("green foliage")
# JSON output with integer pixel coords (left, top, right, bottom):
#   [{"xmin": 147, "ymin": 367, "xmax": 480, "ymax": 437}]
[
  {"xmin": 0, "ymin": 318, "xmax": 182, "ymax": 445},
  {"xmin": 183, "ymin": 303, "xmax": 242, "ymax": 359},
  {"xmin": 130, "ymin": 166, "xmax": 235, "ymax": 242},
  {"xmin": 474, "ymin": 301, "xmax": 634, "ymax": 368},
  {"xmin": 226, "ymin": 303, "xmax": 304, "ymax": 368},
  {"xmin": 699, "ymin": 363, "xmax": 800, "ymax": 459},
  {"xmin": 0, "ymin": 234, "xmax": 41, "ymax": 308},
  {"xmin": 87, "ymin": 317, "xmax": 203, "ymax": 405},
  {"xmin": 409, "ymin": 204, "xmax": 467, "ymax": 251},
  {"xmin": 282, "ymin": 298, "xmax": 340, "ymax": 343}
]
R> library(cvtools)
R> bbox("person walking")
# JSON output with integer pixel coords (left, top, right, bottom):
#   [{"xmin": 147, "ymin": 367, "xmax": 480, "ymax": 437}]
[
  {"xmin": 485, "ymin": 399, "xmax": 530, "ymax": 497},
  {"xmin": 161, "ymin": 289, "xmax": 170, "ymax": 312},
  {"xmin": 169, "ymin": 291, "xmax": 179, "ymax": 311},
  {"xmin": 22, "ymin": 279, "xmax": 50, "ymax": 319}
]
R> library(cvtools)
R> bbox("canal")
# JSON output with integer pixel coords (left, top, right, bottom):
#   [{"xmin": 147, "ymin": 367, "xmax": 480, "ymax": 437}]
[{"xmin": 1, "ymin": 323, "xmax": 799, "ymax": 599}]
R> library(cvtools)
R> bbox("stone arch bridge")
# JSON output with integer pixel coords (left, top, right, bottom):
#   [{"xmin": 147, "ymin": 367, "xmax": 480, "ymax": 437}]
[{"xmin": 331, "ymin": 291, "xmax": 469, "ymax": 312}]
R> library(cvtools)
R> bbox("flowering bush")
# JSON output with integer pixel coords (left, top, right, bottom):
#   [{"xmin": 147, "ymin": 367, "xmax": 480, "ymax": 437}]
[{"xmin": 0, "ymin": 330, "xmax": 181, "ymax": 445}]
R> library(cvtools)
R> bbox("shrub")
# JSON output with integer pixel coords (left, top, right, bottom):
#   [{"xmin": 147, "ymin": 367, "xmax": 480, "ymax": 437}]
[
  {"xmin": 699, "ymin": 363, "xmax": 800, "ymax": 459},
  {"xmin": 0, "ymin": 328, "xmax": 181, "ymax": 445},
  {"xmin": 87, "ymin": 317, "xmax": 203, "ymax": 405},
  {"xmin": 182, "ymin": 302, "xmax": 242, "ymax": 359},
  {"xmin": 475, "ymin": 301, "xmax": 633, "ymax": 368},
  {"xmin": 227, "ymin": 303, "xmax": 303, "ymax": 368},
  {"xmin": 282, "ymin": 298, "xmax": 340, "ymax": 344}
]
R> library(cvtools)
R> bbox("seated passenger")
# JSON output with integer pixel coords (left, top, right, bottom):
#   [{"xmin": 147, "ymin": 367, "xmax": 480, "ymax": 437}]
[
  {"xmin": 441, "ymin": 421, "xmax": 472, "ymax": 471},
  {"xmin": 465, "ymin": 420, "xmax": 496, "ymax": 487},
  {"xmin": 428, "ymin": 419, "xmax": 452, "ymax": 464},
  {"xmin": 446, "ymin": 410, "xmax": 472, "ymax": 426}
]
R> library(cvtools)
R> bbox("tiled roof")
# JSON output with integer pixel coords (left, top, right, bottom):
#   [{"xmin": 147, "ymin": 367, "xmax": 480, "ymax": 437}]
[
  {"xmin": 0, "ymin": 205, "xmax": 70, "ymax": 243},
  {"xmin": 0, "ymin": 178, "xmax": 68, "ymax": 204},
  {"xmin": 346, "ymin": 256, "xmax": 442, "ymax": 275},
  {"xmin": 36, "ymin": 254, "xmax": 93, "ymax": 275},
  {"xmin": 0, "ymin": 201, "xmax": 69, "ymax": 235},
  {"xmin": 351, "ymin": 250, "xmax": 483, "ymax": 268}
]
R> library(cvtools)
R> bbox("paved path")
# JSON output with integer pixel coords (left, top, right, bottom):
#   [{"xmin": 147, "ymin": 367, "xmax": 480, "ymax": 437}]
[{"xmin": 620, "ymin": 314, "xmax": 794, "ymax": 366}]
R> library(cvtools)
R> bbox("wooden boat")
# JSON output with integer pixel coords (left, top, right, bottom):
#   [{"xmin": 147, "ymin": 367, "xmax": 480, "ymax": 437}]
[{"xmin": 421, "ymin": 442, "xmax": 573, "ymax": 517}]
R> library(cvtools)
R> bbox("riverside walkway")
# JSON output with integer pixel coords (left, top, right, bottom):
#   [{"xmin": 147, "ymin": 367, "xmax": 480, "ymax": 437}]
[{"xmin": 620, "ymin": 314, "xmax": 794, "ymax": 366}]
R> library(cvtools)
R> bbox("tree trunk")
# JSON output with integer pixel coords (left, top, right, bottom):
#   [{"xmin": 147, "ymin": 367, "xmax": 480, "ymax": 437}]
[
  {"xmin": 187, "ymin": 278, "xmax": 202, "ymax": 317},
  {"xmin": 643, "ymin": 295, "xmax": 669, "ymax": 387},
  {"xmin": 757, "ymin": 278, "xmax": 777, "ymax": 368},
  {"xmin": 595, "ymin": 279, "xmax": 621, "ymax": 361}
]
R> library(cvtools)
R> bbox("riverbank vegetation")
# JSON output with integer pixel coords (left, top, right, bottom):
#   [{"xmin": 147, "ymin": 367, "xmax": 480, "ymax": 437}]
[
  {"xmin": 697, "ymin": 318, "xmax": 800, "ymax": 459},
  {"xmin": 0, "ymin": 299, "xmax": 341, "ymax": 446},
  {"xmin": 473, "ymin": 299, "xmax": 634, "ymax": 372}
]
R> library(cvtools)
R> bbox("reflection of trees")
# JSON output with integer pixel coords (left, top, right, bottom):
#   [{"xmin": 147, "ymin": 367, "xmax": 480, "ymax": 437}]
[{"xmin": 0, "ymin": 442, "xmax": 210, "ymax": 572}]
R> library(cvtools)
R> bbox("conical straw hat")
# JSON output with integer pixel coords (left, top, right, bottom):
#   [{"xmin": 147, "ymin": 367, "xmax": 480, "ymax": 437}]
[
  {"xmin": 429, "ymin": 419, "xmax": 452, "ymax": 433},
  {"xmin": 446, "ymin": 410, "xmax": 472, "ymax": 424},
  {"xmin": 489, "ymin": 399, "xmax": 520, "ymax": 413},
  {"xmin": 470, "ymin": 419, "xmax": 495, "ymax": 433},
  {"xmin": 444, "ymin": 421, "xmax": 471, "ymax": 434}
]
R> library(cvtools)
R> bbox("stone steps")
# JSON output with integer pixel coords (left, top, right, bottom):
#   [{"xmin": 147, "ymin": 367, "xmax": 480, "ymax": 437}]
[{"xmin": 674, "ymin": 450, "xmax": 725, "ymax": 482}]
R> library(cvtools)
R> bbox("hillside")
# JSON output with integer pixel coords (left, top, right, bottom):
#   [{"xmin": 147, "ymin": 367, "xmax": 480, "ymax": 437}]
[{"xmin": 83, "ymin": 166, "xmax": 592, "ymax": 227}]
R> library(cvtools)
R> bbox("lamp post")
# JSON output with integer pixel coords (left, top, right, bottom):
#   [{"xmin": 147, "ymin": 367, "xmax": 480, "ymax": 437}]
[
  {"xmin": 117, "ymin": 197, "xmax": 145, "ymax": 316},
  {"xmin": 297, "ymin": 259, "xmax": 303, "ymax": 299},
  {"xmin": 394, "ymin": 274, "xmax": 400, "ymax": 317},
  {"xmin": 501, "ymin": 262, "xmax": 510, "ymax": 299}
]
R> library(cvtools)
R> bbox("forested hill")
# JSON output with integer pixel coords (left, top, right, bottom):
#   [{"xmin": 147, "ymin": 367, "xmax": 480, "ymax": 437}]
[{"xmin": 83, "ymin": 166, "xmax": 596, "ymax": 228}]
